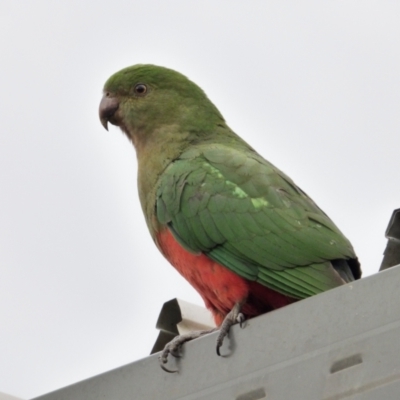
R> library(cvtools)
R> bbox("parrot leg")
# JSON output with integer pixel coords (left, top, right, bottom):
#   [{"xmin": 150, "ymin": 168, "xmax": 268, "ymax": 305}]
[
  {"xmin": 159, "ymin": 328, "xmax": 218, "ymax": 372},
  {"xmin": 216, "ymin": 302, "xmax": 245, "ymax": 356},
  {"xmin": 159, "ymin": 302, "xmax": 245, "ymax": 372}
]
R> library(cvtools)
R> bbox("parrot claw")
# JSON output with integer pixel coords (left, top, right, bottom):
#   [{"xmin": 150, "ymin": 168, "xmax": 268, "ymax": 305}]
[
  {"xmin": 238, "ymin": 313, "xmax": 245, "ymax": 328},
  {"xmin": 216, "ymin": 341, "xmax": 223, "ymax": 357},
  {"xmin": 159, "ymin": 328, "xmax": 217, "ymax": 372},
  {"xmin": 216, "ymin": 303, "xmax": 245, "ymax": 356},
  {"xmin": 160, "ymin": 363, "xmax": 179, "ymax": 373}
]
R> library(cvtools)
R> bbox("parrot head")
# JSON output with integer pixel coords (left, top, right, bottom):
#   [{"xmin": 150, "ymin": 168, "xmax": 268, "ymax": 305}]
[{"xmin": 99, "ymin": 64, "xmax": 225, "ymax": 147}]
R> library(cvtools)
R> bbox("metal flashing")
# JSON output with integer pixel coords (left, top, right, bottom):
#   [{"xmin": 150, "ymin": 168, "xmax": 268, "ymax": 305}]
[{"xmin": 32, "ymin": 265, "xmax": 400, "ymax": 400}]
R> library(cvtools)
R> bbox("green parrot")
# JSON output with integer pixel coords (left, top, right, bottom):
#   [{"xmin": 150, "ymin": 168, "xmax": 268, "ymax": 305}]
[{"xmin": 99, "ymin": 64, "xmax": 361, "ymax": 371}]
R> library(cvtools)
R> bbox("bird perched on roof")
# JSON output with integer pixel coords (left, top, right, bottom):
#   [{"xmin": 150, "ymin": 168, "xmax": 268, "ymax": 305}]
[{"xmin": 99, "ymin": 64, "xmax": 361, "ymax": 372}]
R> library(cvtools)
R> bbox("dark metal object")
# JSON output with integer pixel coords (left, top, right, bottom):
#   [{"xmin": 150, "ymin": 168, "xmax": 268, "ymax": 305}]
[
  {"xmin": 151, "ymin": 299, "xmax": 181, "ymax": 354},
  {"xmin": 380, "ymin": 208, "xmax": 400, "ymax": 271}
]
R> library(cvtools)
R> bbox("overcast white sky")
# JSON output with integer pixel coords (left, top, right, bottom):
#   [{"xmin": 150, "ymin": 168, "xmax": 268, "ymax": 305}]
[{"xmin": 1, "ymin": 1, "xmax": 399, "ymax": 398}]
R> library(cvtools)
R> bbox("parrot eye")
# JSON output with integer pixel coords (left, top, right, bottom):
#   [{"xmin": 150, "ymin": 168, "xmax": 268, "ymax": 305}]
[{"xmin": 134, "ymin": 84, "xmax": 148, "ymax": 95}]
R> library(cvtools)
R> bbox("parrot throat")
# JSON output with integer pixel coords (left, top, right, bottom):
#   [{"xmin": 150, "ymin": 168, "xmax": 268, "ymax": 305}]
[{"xmin": 157, "ymin": 228, "xmax": 297, "ymax": 325}]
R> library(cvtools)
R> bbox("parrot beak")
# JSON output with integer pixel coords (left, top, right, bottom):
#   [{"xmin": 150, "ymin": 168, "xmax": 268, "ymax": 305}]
[{"xmin": 99, "ymin": 94, "xmax": 119, "ymax": 131}]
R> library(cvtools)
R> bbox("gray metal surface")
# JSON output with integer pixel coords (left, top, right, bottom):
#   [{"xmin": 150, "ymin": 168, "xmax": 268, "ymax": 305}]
[{"xmin": 32, "ymin": 266, "xmax": 400, "ymax": 400}]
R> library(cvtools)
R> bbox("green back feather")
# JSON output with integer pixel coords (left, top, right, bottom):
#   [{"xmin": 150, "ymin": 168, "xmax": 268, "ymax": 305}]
[{"xmin": 156, "ymin": 144, "xmax": 358, "ymax": 299}]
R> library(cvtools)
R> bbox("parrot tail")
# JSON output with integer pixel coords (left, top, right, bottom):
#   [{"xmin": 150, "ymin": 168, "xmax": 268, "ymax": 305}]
[{"xmin": 332, "ymin": 258, "xmax": 361, "ymax": 282}]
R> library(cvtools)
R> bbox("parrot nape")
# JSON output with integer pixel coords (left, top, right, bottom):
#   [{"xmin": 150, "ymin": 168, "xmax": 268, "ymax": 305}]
[{"xmin": 99, "ymin": 64, "xmax": 361, "ymax": 372}]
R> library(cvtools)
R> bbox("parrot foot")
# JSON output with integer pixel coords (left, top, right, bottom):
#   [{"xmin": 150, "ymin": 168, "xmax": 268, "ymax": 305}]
[
  {"xmin": 159, "ymin": 328, "xmax": 218, "ymax": 373},
  {"xmin": 216, "ymin": 302, "xmax": 245, "ymax": 356}
]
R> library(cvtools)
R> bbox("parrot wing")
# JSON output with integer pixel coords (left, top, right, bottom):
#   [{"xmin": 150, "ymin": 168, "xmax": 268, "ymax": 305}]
[{"xmin": 156, "ymin": 144, "xmax": 358, "ymax": 299}]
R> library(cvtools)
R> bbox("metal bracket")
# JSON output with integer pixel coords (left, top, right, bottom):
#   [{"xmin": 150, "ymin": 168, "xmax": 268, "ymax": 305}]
[
  {"xmin": 380, "ymin": 208, "xmax": 400, "ymax": 271},
  {"xmin": 151, "ymin": 298, "xmax": 216, "ymax": 354}
]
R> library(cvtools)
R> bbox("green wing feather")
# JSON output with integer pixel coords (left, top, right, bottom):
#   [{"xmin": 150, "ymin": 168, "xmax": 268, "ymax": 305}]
[{"xmin": 156, "ymin": 144, "xmax": 357, "ymax": 299}]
